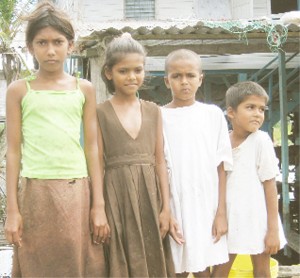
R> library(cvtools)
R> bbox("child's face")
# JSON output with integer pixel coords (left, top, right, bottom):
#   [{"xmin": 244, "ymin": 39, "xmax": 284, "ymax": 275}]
[
  {"xmin": 29, "ymin": 26, "xmax": 73, "ymax": 72},
  {"xmin": 105, "ymin": 53, "xmax": 145, "ymax": 96},
  {"xmin": 164, "ymin": 58, "xmax": 203, "ymax": 105},
  {"xmin": 227, "ymin": 95, "xmax": 267, "ymax": 134}
]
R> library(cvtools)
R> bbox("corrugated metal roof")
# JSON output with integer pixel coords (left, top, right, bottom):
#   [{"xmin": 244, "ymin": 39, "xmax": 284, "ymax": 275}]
[
  {"xmin": 74, "ymin": 17, "xmax": 299, "ymax": 55},
  {"xmin": 76, "ymin": 18, "xmax": 297, "ymax": 37}
]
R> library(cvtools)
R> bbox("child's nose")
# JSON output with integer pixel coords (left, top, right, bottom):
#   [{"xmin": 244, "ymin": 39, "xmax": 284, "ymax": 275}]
[
  {"xmin": 47, "ymin": 44, "xmax": 55, "ymax": 56},
  {"xmin": 254, "ymin": 108, "xmax": 262, "ymax": 116},
  {"xmin": 128, "ymin": 71, "xmax": 136, "ymax": 80},
  {"xmin": 181, "ymin": 76, "xmax": 188, "ymax": 84}
]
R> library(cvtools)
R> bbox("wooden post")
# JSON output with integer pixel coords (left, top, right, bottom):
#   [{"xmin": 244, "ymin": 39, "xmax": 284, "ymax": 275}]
[{"xmin": 90, "ymin": 50, "xmax": 110, "ymax": 104}]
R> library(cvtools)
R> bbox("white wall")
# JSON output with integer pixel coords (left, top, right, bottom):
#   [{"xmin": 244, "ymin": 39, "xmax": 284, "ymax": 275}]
[
  {"xmin": 253, "ymin": 0, "xmax": 271, "ymax": 18},
  {"xmin": 55, "ymin": 0, "xmax": 124, "ymax": 22},
  {"xmin": 157, "ymin": 0, "xmax": 232, "ymax": 20},
  {"xmin": 194, "ymin": 0, "xmax": 232, "ymax": 20},
  {"xmin": 232, "ymin": 0, "xmax": 271, "ymax": 19},
  {"xmin": 56, "ymin": 0, "xmax": 271, "ymax": 22},
  {"xmin": 156, "ymin": 0, "xmax": 194, "ymax": 20},
  {"xmin": 79, "ymin": 0, "xmax": 123, "ymax": 22},
  {"xmin": 231, "ymin": 0, "xmax": 253, "ymax": 19}
]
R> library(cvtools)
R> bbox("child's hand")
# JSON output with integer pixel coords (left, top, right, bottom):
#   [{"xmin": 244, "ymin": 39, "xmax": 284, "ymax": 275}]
[
  {"xmin": 169, "ymin": 216, "xmax": 185, "ymax": 245},
  {"xmin": 5, "ymin": 212, "xmax": 23, "ymax": 247},
  {"xmin": 159, "ymin": 209, "xmax": 170, "ymax": 239},
  {"xmin": 90, "ymin": 207, "xmax": 110, "ymax": 245},
  {"xmin": 264, "ymin": 229, "xmax": 280, "ymax": 254},
  {"xmin": 212, "ymin": 212, "xmax": 227, "ymax": 243}
]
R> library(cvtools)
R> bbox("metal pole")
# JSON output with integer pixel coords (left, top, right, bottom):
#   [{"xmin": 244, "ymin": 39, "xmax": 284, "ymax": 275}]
[{"xmin": 278, "ymin": 50, "xmax": 290, "ymax": 255}]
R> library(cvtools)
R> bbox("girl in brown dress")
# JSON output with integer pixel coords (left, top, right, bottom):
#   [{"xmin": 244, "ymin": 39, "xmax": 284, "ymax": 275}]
[{"xmin": 97, "ymin": 33, "xmax": 175, "ymax": 277}]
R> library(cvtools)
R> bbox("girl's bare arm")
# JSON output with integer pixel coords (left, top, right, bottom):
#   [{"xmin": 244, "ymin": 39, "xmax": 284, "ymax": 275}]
[
  {"xmin": 5, "ymin": 80, "xmax": 26, "ymax": 247},
  {"xmin": 155, "ymin": 108, "xmax": 170, "ymax": 238},
  {"xmin": 81, "ymin": 79, "xmax": 110, "ymax": 244}
]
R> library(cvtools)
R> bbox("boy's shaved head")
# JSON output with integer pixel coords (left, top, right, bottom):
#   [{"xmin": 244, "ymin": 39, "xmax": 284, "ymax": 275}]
[{"xmin": 165, "ymin": 49, "xmax": 202, "ymax": 74}]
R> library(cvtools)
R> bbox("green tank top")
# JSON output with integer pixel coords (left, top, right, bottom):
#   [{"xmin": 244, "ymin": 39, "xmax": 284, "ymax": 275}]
[{"xmin": 21, "ymin": 76, "xmax": 88, "ymax": 179}]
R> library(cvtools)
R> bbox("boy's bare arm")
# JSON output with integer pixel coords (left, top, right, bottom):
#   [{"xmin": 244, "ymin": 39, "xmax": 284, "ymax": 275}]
[
  {"xmin": 212, "ymin": 162, "xmax": 227, "ymax": 243},
  {"xmin": 263, "ymin": 178, "xmax": 280, "ymax": 254}
]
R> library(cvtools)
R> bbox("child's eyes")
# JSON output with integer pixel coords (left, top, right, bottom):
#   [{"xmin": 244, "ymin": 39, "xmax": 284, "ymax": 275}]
[
  {"xmin": 37, "ymin": 41, "xmax": 47, "ymax": 46},
  {"xmin": 171, "ymin": 74, "xmax": 196, "ymax": 79},
  {"xmin": 135, "ymin": 68, "xmax": 143, "ymax": 74},
  {"xmin": 246, "ymin": 105, "xmax": 267, "ymax": 112},
  {"xmin": 259, "ymin": 107, "xmax": 267, "ymax": 113},
  {"xmin": 36, "ymin": 40, "xmax": 64, "ymax": 46},
  {"xmin": 118, "ymin": 69, "xmax": 143, "ymax": 74},
  {"xmin": 55, "ymin": 40, "xmax": 64, "ymax": 45}
]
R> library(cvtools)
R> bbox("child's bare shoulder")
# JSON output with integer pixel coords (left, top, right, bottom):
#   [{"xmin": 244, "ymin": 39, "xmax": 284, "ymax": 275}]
[
  {"xmin": 142, "ymin": 99, "xmax": 159, "ymax": 109},
  {"xmin": 78, "ymin": 78, "xmax": 93, "ymax": 90},
  {"xmin": 96, "ymin": 99, "xmax": 110, "ymax": 111},
  {"xmin": 78, "ymin": 78, "xmax": 95, "ymax": 98},
  {"xmin": 141, "ymin": 100, "xmax": 160, "ymax": 115},
  {"xmin": 6, "ymin": 79, "xmax": 27, "ymax": 100},
  {"xmin": 7, "ymin": 78, "xmax": 27, "ymax": 90}
]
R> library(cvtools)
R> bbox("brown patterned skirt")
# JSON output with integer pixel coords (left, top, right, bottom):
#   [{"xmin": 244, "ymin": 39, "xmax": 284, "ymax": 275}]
[{"xmin": 12, "ymin": 178, "xmax": 107, "ymax": 277}]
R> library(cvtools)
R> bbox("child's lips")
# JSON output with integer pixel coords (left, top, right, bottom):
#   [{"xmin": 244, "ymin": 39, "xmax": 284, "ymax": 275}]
[
  {"xmin": 45, "ymin": 60, "xmax": 57, "ymax": 64},
  {"xmin": 251, "ymin": 120, "xmax": 261, "ymax": 125}
]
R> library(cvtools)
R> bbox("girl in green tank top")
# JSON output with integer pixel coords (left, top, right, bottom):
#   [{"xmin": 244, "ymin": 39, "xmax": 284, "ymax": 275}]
[{"xmin": 5, "ymin": 2, "xmax": 109, "ymax": 277}]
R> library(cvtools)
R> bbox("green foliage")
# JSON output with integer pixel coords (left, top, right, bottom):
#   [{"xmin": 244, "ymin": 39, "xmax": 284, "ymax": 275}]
[
  {"xmin": 0, "ymin": 0, "xmax": 24, "ymax": 51},
  {"xmin": 0, "ymin": 0, "xmax": 17, "ymax": 24},
  {"xmin": 0, "ymin": 193, "xmax": 6, "ymax": 224},
  {"xmin": 0, "ymin": 123, "xmax": 4, "ymax": 134},
  {"xmin": 0, "ymin": 123, "xmax": 5, "ymax": 224},
  {"xmin": 0, "ymin": 0, "xmax": 36, "ymax": 85},
  {"xmin": 273, "ymin": 121, "xmax": 293, "ymax": 147}
]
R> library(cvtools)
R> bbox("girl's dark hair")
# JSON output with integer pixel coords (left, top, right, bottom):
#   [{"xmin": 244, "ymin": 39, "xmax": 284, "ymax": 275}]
[
  {"xmin": 101, "ymin": 33, "xmax": 147, "ymax": 94},
  {"xmin": 226, "ymin": 81, "xmax": 269, "ymax": 109},
  {"xmin": 23, "ymin": 0, "xmax": 75, "ymax": 46}
]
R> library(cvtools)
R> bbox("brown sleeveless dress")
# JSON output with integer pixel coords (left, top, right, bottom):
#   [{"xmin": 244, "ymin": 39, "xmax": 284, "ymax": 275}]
[{"xmin": 97, "ymin": 100, "xmax": 174, "ymax": 277}]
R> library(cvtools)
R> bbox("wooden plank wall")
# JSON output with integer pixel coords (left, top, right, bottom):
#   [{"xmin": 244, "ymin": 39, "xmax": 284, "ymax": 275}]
[
  {"xmin": 194, "ymin": 0, "xmax": 232, "ymax": 20},
  {"xmin": 231, "ymin": 0, "xmax": 253, "ymax": 19},
  {"xmin": 156, "ymin": 0, "xmax": 194, "ymax": 19},
  {"xmin": 253, "ymin": 0, "xmax": 271, "ymax": 17},
  {"xmin": 81, "ymin": 0, "xmax": 123, "ymax": 21},
  {"xmin": 231, "ymin": 0, "xmax": 271, "ymax": 19}
]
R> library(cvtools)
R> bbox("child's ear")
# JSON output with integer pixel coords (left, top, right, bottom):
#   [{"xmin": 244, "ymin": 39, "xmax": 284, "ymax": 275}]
[
  {"xmin": 104, "ymin": 67, "xmax": 112, "ymax": 80},
  {"xmin": 67, "ymin": 41, "xmax": 74, "ymax": 55},
  {"xmin": 164, "ymin": 76, "xmax": 170, "ymax": 89},
  {"xmin": 227, "ymin": 107, "xmax": 234, "ymax": 120},
  {"xmin": 198, "ymin": 73, "xmax": 204, "ymax": 87}
]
